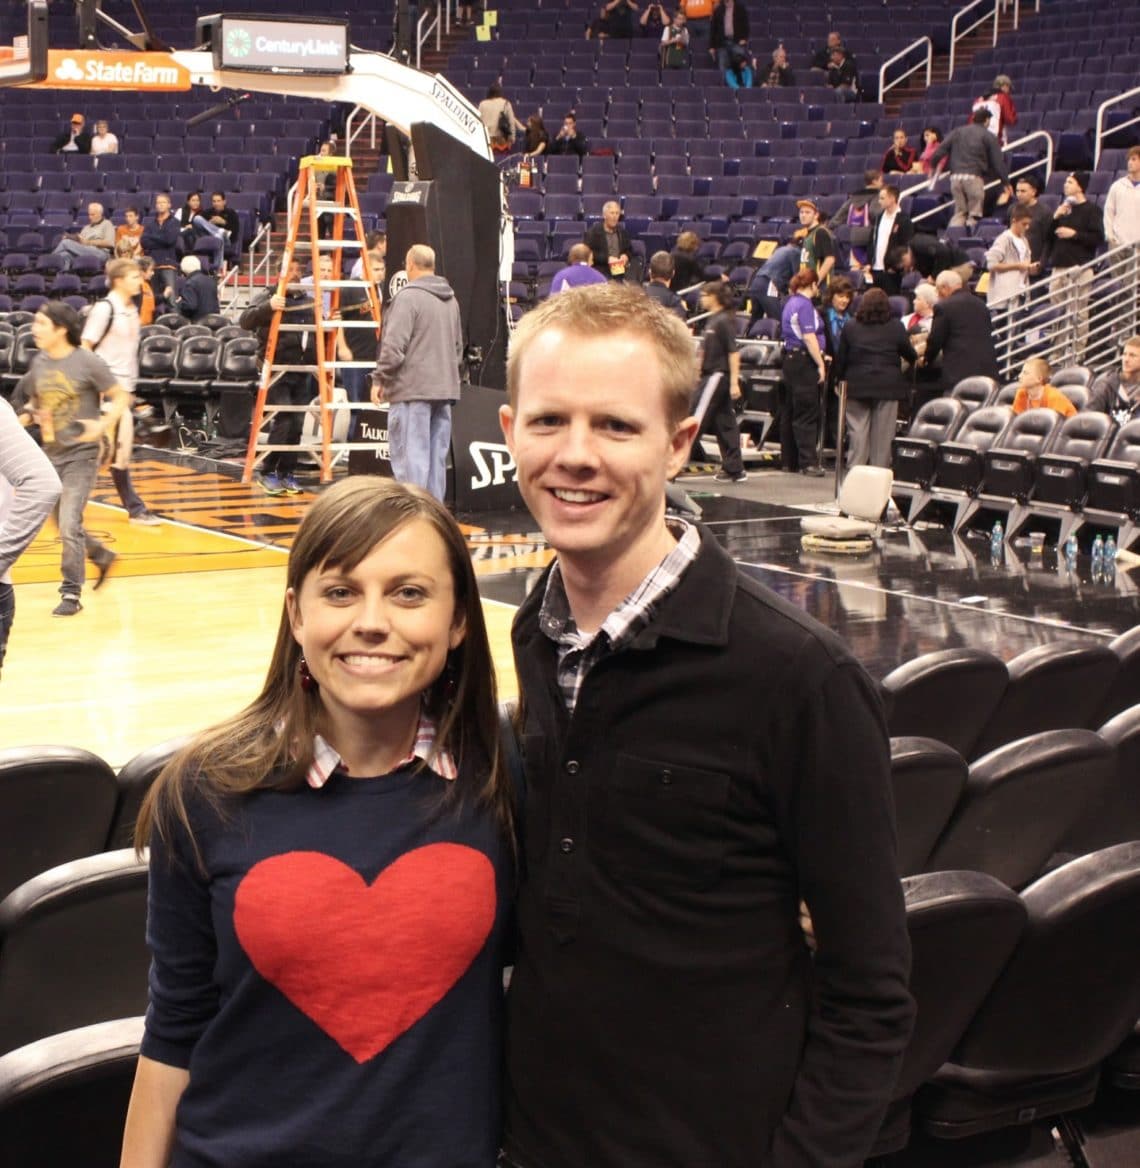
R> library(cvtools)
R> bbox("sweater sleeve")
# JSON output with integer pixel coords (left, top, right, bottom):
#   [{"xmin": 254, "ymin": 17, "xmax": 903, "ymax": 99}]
[
  {"xmin": 0, "ymin": 400, "xmax": 61, "ymax": 579},
  {"xmin": 764, "ymin": 651, "xmax": 915, "ymax": 1168},
  {"xmin": 376, "ymin": 297, "xmax": 414, "ymax": 382},
  {"xmin": 140, "ymin": 807, "xmax": 221, "ymax": 1070}
]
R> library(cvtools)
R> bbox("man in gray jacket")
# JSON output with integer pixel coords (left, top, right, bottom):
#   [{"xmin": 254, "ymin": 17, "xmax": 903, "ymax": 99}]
[
  {"xmin": 929, "ymin": 109, "xmax": 1011, "ymax": 228},
  {"xmin": 373, "ymin": 244, "xmax": 463, "ymax": 502}
]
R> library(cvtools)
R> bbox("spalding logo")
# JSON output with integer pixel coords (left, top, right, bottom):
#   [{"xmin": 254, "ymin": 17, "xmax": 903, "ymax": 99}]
[{"xmin": 469, "ymin": 441, "xmax": 517, "ymax": 489}]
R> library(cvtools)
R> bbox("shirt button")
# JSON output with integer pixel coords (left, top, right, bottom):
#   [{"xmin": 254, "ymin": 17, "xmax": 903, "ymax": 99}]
[
  {"xmin": 559, "ymin": 837, "xmax": 575, "ymax": 854},
  {"xmin": 565, "ymin": 759, "xmax": 580, "ymax": 775}
]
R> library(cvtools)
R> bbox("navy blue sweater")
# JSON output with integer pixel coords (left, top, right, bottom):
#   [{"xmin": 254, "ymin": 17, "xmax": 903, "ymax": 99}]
[{"xmin": 142, "ymin": 762, "xmax": 510, "ymax": 1167}]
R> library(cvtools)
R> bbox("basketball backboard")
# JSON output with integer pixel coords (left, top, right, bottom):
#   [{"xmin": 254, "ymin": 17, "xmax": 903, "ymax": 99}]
[{"xmin": 0, "ymin": 0, "xmax": 48, "ymax": 86}]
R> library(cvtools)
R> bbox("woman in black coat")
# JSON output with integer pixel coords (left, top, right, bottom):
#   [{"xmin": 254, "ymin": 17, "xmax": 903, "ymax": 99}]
[{"xmin": 835, "ymin": 287, "xmax": 917, "ymax": 468}]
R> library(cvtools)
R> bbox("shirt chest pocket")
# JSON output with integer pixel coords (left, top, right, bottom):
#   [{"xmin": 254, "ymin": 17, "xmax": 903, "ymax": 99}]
[{"xmin": 591, "ymin": 754, "xmax": 732, "ymax": 890}]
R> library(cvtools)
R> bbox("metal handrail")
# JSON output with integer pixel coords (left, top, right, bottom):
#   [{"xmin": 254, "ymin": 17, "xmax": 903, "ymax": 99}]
[
  {"xmin": 415, "ymin": 0, "xmax": 450, "ymax": 70},
  {"xmin": 909, "ymin": 130, "xmax": 1054, "ymax": 228},
  {"xmin": 948, "ymin": 0, "xmax": 998, "ymax": 80},
  {"xmin": 230, "ymin": 220, "xmax": 274, "ymax": 318},
  {"xmin": 345, "ymin": 104, "xmax": 382, "ymax": 154},
  {"xmin": 877, "ymin": 37, "xmax": 932, "ymax": 105},
  {"xmin": 1094, "ymin": 85, "xmax": 1140, "ymax": 170}
]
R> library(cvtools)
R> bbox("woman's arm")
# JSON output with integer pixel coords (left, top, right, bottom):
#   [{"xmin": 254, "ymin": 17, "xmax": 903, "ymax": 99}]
[{"xmin": 119, "ymin": 1056, "xmax": 190, "ymax": 1168}]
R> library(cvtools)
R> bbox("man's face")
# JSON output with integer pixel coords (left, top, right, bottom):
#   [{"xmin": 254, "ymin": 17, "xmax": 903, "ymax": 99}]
[
  {"xmin": 1063, "ymin": 174, "xmax": 1082, "ymax": 199},
  {"xmin": 125, "ymin": 209, "xmax": 139, "ymax": 226},
  {"xmin": 87, "ymin": 204, "xmax": 102, "ymax": 223},
  {"xmin": 70, "ymin": 116, "xmax": 84, "ymax": 133},
  {"xmin": 827, "ymin": 32, "xmax": 841, "ymax": 50},
  {"xmin": 798, "ymin": 204, "xmax": 818, "ymax": 227},
  {"xmin": 1010, "ymin": 216, "xmax": 1029, "ymax": 238},
  {"xmin": 892, "ymin": 130, "xmax": 907, "ymax": 151},
  {"xmin": 562, "ymin": 118, "xmax": 576, "ymax": 137},
  {"xmin": 156, "ymin": 195, "xmax": 171, "ymax": 215},
  {"xmin": 120, "ymin": 269, "xmax": 144, "ymax": 297},
  {"xmin": 211, "ymin": 194, "xmax": 226, "ymax": 212},
  {"xmin": 501, "ymin": 328, "xmax": 696, "ymax": 581},
  {"xmin": 1122, "ymin": 344, "xmax": 1140, "ymax": 382},
  {"xmin": 1019, "ymin": 364, "xmax": 1046, "ymax": 396},
  {"xmin": 32, "ymin": 311, "xmax": 64, "ymax": 351},
  {"xmin": 1128, "ymin": 153, "xmax": 1140, "ymax": 181},
  {"xmin": 877, "ymin": 190, "xmax": 897, "ymax": 214},
  {"xmin": 1015, "ymin": 181, "xmax": 1037, "ymax": 205},
  {"xmin": 318, "ymin": 256, "xmax": 333, "ymax": 279},
  {"xmin": 603, "ymin": 203, "xmax": 621, "ymax": 230}
]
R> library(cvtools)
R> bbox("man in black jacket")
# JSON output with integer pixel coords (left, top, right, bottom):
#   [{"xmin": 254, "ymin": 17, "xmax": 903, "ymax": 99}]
[
  {"xmin": 708, "ymin": 0, "xmax": 750, "ymax": 73},
  {"xmin": 497, "ymin": 283, "xmax": 914, "ymax": 1168},
  {"xmin": 922, "ymin": 269, "xmax": 1001, "ymax": 393},
  {"xmin": 584, "ymin": 200, "xmax": 634, "ymax": 281},
  {"xmin": 1046, "ymin": 171, "xmax": 1105, "ymax": 362},
  {"xmin": 868, "ymin": 184, "xmax": 913, "ymax": 295},
  {"xmin": 50, "ymin": 113, "xmax": 91, "ymax": 154}
]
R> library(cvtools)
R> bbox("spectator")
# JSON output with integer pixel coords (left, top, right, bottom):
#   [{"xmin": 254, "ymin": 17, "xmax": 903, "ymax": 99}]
[
  {"xmin": 821, "ymin": 276, "xmax": 855, "ymax": 360},
  {"xmin": 640, "ymin": 1, "xmax": 669, "ymax": 37},
  {"xmin": 693, "ymin": 280, "xmax": 746, "ymax": 483},
  {"xmin": 643, "ymin": 251, "xmax": 686, "ymax": 317},
  {"xmin": 1088, "ymin": 335, "xmax": 1140, "ymax": 421},
  {"xmin": 722, "ymin": 43, "xmax": 755, "ymax": 89},
  {"xmin": 708, "ymin": 0, "xmax": 751, "ymax": 73},
  {"xmin": 826, "ymin": 45, "xmax": 859, "ymax": 102},
  {"xmin": 136, "ymin": 257, "xmax": 157, "ymax": 324},
  {"xmin": 835, "ymin": 287, "xmax": 919, "ymax": 468},
  {"xmin": 795, "ymin": 198, "xmax": 836, "ymax": 286},
  {"xmin": 780, "ymin": 269, "xmax": 829, "ymax": 475},
  {"xmin": 894, "ymin": 234, "xmax": 975, "ymax": 283},
  {"xmin": 869, "ymin": 184, "xmax": 914, "ymax": 295},
  {"xmin": 881, "ymin": 129, "xmax": 917, "ymax": 176},
  {"xmin": 760, "ymin": 43, "xmax": 795, "ymax": 87},
  {"xmin": 478, "ymin": 82, "xmax": 523, "ymax": 153},
  {"xmin": 175, "ymin": 255, "xmax": 221, "ymax": 322},
  {"xmin": 547, "ymin": 113, "xmax": 588, "ymax": 159},
  {"xmin": 552, "ymin": 243, "xmax": 608, "ymax": 292},
  {"xmin": 998, "ymin": 175, "xmax": 1052, "ymax": 266},
  {"xmin": 51, "ymin": 201, "xmax": 115, "ymax": 271},
  {"xmin": 522, "ymin": 114, "xmax": 550, "ymax": 158},
  {"xmin": 585, "ymin": 201, "xmax": 634, "ymax": 282},
  {"xmin": 206, "ymin": 192, "xmax": 242, "ymax": 264},
  {"xmin": 1104, "ymin": 145, "xmax": 1140, "ymax": 249},
  {"xmin": 810, "ymin": 30, "xmax": 843, "ymax": 71},
  {"xmin": 830, "ymin": 169, "xmax": 883, "ymax": 271},
  {"xmin": 142, "ymin": 194, "xmax": 182, "ymax": 302},
  {"xmin": 349, "ymin": 230, "xmax": 387, "ymax": 281},
  {"xmin": 1011, "ymin": 358, "xmax": 1076, "ymax": 417},
  {"xmin": 115, "ymin": 206, "xmax": 144, "ymax": 254},
  {"xmin": 50, "ymin": 113, "xmax": 91, "ymax": 154},
  {"xmin": 918, "ymin": 126, "xmax": 944, "ymax": 176},
  {"xmin": 905, "ymin": 282, "xmax": 939, "ymax": 363},
  {"xmin": 1047, "ymin": 171, "xmax": 1104, "ymax": 362},
  {"xmin": 659, "ymin": 8, "xmax": 690, "ymax": 69},
  {"xmin": 928, "ymin": 109, "xmax": 1011, "ymax": 228},
  {"xmin": 747, "ymin": 243, "xmax": 799, "ymax": 323},
  {"xmin": 973, "ymin": 75, "xmax": 1017, "ymax": 146},
  {"xmin": 89, "ymin": 118, "xmax": 119, "ymax": 156},
  {"xmin": 985, "ymin": 204, "xmax": 1037, "ymax": 312},
  {"xmin": 177, "ymin": 191, "xmax": 229, "ymax": 273},
  {"xmin": 669, "ymin": 230, "xmax": 707, "ymax": 292},
  {"xmin": 587, "ymin": 0, "xmax": 639, "ymax": 40},
  {"xmin": 922, "ymin": 269, "xmax": 1001, "ymax": 392}
]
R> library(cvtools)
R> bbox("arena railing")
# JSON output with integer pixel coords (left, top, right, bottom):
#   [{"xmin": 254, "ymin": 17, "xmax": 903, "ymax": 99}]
[
  {"xmin": 1094, "ymin": 86, "xmax": 1140, "ymax": 171},
  {"xmin": 878, "ymin": 37, "xmax": 933, "ymax": 106},
  {"xmin": 948, "ymin": 0, "xmax": 999, "ymax": 80}
]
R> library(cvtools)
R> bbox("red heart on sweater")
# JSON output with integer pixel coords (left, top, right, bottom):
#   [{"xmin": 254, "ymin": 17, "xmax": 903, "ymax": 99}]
[{"xmin": 233, "ymin": 844, "xmax": 496, "ymax": 1063}]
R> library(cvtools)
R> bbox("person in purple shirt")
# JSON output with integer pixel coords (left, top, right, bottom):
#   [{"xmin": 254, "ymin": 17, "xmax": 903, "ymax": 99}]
[
  {"xmin": 780, "ymin": 269, "xmax": 829, "ymax": 476},
  {"xmin": 551, "ymin": 244, "xmax": 608, "ymax": 293}
]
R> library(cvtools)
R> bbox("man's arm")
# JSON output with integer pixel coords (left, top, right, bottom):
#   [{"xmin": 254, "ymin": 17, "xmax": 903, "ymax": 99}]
[
  {"xmin": 815, "ymin": 232, "xmax": 836, "ymax": 285},
  {"xmin": 375, "ymin": 298, "xmax": 413, "ymax": 384},
  {"xmin": 1104, "ymin": 187, "xmax": 1120, "ymax": 248},
  {"xmin": 0, "ymin": 401, "xmax": 61, "ymax": 578},
  {"xmin": 923, "ymin": 305, "xmax": 947, "ymax": 365},
  {"xmin": 765, "ymin": 654, "xmax": 914, "ymax": 1167},
  {"xmin": 984, "ymin": 133, "xmax": 1010, "ymax": 186}
]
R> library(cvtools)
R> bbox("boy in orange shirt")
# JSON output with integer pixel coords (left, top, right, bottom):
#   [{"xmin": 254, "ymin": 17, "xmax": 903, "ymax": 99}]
[{"xmin": 1012, "ymin": 358, "xmax": 1076, "ymax": 417}]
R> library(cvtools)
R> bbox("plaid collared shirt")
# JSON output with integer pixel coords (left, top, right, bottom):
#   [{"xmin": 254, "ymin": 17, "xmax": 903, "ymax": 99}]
[
  {"xmin": 539, "ymin": 518, "xmax": 700, "ymax": 714},
  {"xmin": 305, "ymin": 709, "xmax": 457, "ymax": 787}
]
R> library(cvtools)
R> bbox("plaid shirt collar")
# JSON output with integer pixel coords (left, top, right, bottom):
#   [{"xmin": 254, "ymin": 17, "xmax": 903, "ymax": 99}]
[
  {"xmin": 305, "ymin": 709, "xmax": 457, "ymax": 787},
  {"xmin": 539, "ymin": 517, "xmax": 700, "ymax": 711}
]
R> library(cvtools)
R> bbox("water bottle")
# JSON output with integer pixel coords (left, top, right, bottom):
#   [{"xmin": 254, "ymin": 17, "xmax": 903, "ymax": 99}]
[
  {"xmin": 991, "ymin": 519, "xmax": 1004, "ymax": 559},
  {"xmin": 1064, "ymin": 534, "xmax": 1078, "ymax": 573},
  {"xmin": 1092, "ymin": 534, "xmax": 1105, "ymax": 579},
  {"xmin": 1105, "ymin": 534, "xmax": 1117, "ymax": 577}
]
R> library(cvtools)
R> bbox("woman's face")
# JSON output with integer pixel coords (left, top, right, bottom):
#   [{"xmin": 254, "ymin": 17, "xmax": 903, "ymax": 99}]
[
  {"xmin": 286, "ymin": 519, "xmax": 466, "ymax": 750},
  {"xmin": 832, "ymin": 292, "xmax": 852, "ymax": 312},
  {"xmin": 923, "ymin": 129, "xmax": 938, "ymax": 145},
  {"xmin": 187, "ymin": 194, "xmax": 200, "ymax": 211}
]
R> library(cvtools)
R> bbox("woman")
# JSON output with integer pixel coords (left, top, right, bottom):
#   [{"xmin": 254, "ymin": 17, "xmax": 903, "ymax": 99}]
[
  {"xmin": 478, "ymin": 83, "xmax": 523, "ymax": 153},
  {"xmin": 669, "ymin": 230, "xmax": 707, "ymax": 293},
  {"xmin": 693, "ymin": 281, "xmax": 746, "ymax": 484},
  {"xmin": 919, "ymin": 126, "xmax": 943, "ymax": 176},
  {"xmin": 835, "ymin": 286, "xmax": 918, "ymax": 468},
  {"xmin": 821, "ymin": 277, "xmax": 855, "ymax": 451},
  {"xmin": 176, "ymin": 191, "xmax": 227, "ymax": 272},
  {"xmin": 779, "ymin": 269, "xmax": 829, "ymax": 476},
  {"xmin": 523, "ymin": 113, "xmax": 550, "ymax": 158},
  {"xmin": 119, "ymin": 478, "xmax": 514, "ymax": 1168}
]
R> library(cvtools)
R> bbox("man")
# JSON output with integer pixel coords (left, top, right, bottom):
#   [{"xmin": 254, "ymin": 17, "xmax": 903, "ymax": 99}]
[
  {"xmin": 928, "ymin": 109, "xmax": 1011, "ymax": 229},
  {"xmin": 880, "ymin": 129, "xmax": 916, "ymax": 176},
  {"xmin": 51, "ymin": 202, "xmax": 115, "ymax": 271},
  {"xmin": 0, "ymin": 399, "xmax": 61, "ymax": 677},
  {"xmin": 373, "ymin": 244, "xmax": 463, "ymax": 503},
  {"xmin": 584, "ymin": 201, "xmax": 634, "ymax": 282},
  {"xmin": 869, "ymin": 184, "xmax": 913, "ymax": 295},
  {"xmin": 301, "ymin": 254, "xmax": 335, "ymax": 317},
  {"xmin": 547, "ymin": 113, "xmax": 588, "ymax": 159},
  {"xmin": 174, "ymin": 255, "xmax": 221, "ymax": 322},
  {"xmin": 829, "ymin": 169, "xmax": 883, "ymax": 270},
  {"xmin": 11, "ymin": 304, "xmax": 128, "ymax": 616},
  {"xmin": 205, "ymin": 191, "xmax": 241, "ymax": 265},
  {"xmin": 115, "ymin": 206, "xmax": 144, "ymax": 254},
  {"xmin": 922, "ymin": 269, "xmax": 1001, "ymax": 392},
  {"xmin": 795, "ymin": 198, "xmax": 836, "ymax": 286},
  {"xmin": 708, "ymin": 0, "xmax": 751, "ymax": 74},
  {"xmin": 1046, "ymin": 171, "xmax": 1104, "ymax": 362},
  {"xmin": 810, "ymin": 30, "xmax": 843, "ymax": 71},
  {"xmin": 643, "ymin": 251, "xmax": 686, "ymax": 317},
  {"xmin": 141, "ymin": 194, "xmax": 182, "ymax": 302},
  {"xmin": 89, "ymin": 118, "xmax": 119, "ymax": 156},
  {"xmin": 1088, "ymin": 335, "xmax": 1140, "ymax": 422},
  {"xmin": 1104, "ymin": 145, "xmax": 1140, "ymax": 250},
  {"xmin": 349, "ymin": 230, "xmax": 387, "ymax": 281},
  {"xmin": 985, "ymin": 204, "xmax": 1037, "ymax": 312},
  {"xmin": 240, "ymin": 255, "xmax": 318, "ymax": 495},
  {"xmin": 747, "ymin": 242, "xmax": 799, "ymax": 323},
  {"xmin": 51, "ymin": 113, "xmax": 91, "ymax": 154},
  {"xmin": 1000, "ymin": 175, "xmax": 1052, "ymax": 267},
  {"xmin": 551, "ymin": 243, "xmax": 607, "ymax": 293},
  {"xmin": 497, "ymin": 282, "xmax": 913, "ymax": 1168},
  {"xmin": 692, "ymin": 280, "xmax": 746, "ymax": 482},
  {"xmin": 82, "ymin": 257, "xmax": 161, "ymax": 527},
  {"xmin": 973, "ymin": 75, "xmax": 1017, "ymax": 146},
  {"xmin": 826, "ymin": 44, "xmax": 859, "ymax": 101},
  {"xmin": 760, "ymin": 43, "xmax": 794, "ymax": 87}
]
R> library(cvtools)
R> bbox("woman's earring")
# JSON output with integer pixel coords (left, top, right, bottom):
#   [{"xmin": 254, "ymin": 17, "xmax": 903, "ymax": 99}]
[{"xmin": 299, "ymin": 656, "xmax": 317, "ymax": 692}]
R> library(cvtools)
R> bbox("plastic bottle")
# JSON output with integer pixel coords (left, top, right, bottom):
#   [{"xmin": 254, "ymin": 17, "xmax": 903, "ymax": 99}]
[
  {"xmin": 1092, "ymin": 534, "xmax": 1105, "ymax": 579},
  {"xmin": 991, "ymin": 519, "xmax": 1004, "ymax": 559},
  {"xmin": 1105, "ymin": 534, "xmax": 1117, "ymax": 576},
  {"xmin": 1064, "ymin": 534, "xmax": 1078, "ymax": 573}
]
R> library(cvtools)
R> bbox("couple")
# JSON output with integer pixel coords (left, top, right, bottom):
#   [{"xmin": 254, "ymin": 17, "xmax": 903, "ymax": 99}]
[{"xmin": 120, "ymin": 285, "xmax": 913, "ymax": 1168}]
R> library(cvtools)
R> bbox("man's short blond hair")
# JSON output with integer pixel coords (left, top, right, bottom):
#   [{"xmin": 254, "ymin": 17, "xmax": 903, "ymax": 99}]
[
  {"xmin": 1123, "ymin": 335, "xmax": 1140, "ymax": 352},
  {"xmin": 1022, "ymin": 357, "xmax": 1051, "ymax": 382},
  {"xmin": 105, "ymin": 257, "xmax": 140, "ymax": 285},
  {"xmin": 507, "ymin": 284, "xmax": 698, "ymax": 427},
  {"xmin": 407, "ymin": 243, "xmax": 436, "ymax": 272}
]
